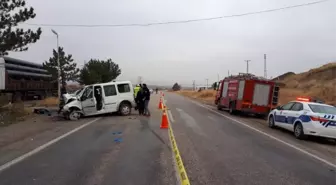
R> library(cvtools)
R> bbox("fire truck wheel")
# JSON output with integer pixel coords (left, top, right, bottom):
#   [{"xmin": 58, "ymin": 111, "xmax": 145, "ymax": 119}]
[
  {"xmin": 229, "ymin": 103, "xmax": 236, "ymax": 115},
  {"xmin": 217, "ymin": 104, "xmax": 222, "ymax": 110},
  {"xmin": 256, "ymin": 114, "xmax": 266, "ymax": 119}
]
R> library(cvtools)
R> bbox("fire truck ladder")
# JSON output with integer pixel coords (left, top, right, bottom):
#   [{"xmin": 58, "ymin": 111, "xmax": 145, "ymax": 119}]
[{"xmin": 271, "ymin": 85, "xmax": 280, "ymax": 105}]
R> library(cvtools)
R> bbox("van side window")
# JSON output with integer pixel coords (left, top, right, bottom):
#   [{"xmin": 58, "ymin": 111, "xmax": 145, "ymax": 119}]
[
  {"xmin": 117, "ymin": 83, "xmax": 131, "ymax": 93},
  {"xmin": 103, "ymin": 85, "xmax": 117, "ymax": 96}
]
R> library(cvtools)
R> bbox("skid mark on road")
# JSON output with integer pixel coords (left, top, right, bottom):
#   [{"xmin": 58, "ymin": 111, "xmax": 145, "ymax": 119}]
[
  {"xmin": 176, "ymin": 108, "xmax": 206, "ymax": 137},
  {"xmin": 207, "ymin": 115, "xmax": 217, "ymax": 122}
]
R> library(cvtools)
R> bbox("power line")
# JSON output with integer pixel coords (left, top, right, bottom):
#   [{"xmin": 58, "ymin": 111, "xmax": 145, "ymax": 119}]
[{"xmin": 24, "ymin": 0, "xmax": 328, "ymax": 28}]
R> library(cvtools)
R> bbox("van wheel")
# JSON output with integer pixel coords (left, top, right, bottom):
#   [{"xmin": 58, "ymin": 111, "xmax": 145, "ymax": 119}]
[
  {"xmin": 119, "ymin": 102, "xmax": 131, "ymax": 116},
  {"xmin": 294, "ymin": 122, "xmax": 305, "ymax": 139},
  {"xmin": 69, "ymin": 110, "xmax": 81, "ymax": 121}
]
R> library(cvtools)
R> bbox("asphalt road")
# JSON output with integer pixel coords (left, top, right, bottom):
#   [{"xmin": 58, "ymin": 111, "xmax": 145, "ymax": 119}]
[
  {"xmin": 0, "ymin": 92, "xmax": 335, "ymax": 185},
  {"xmin": 0, "ymin": 96, "xmax": 175, "ymax": 185},
  {"xmin": 164, "ymin": 93, "xmax": 336, "ymax": 185}
]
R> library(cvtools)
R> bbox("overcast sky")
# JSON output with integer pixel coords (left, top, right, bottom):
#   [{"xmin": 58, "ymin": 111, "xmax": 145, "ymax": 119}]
[{"xmin": 9, "ymin": 0, "xmax": 336, "ymax": 86}]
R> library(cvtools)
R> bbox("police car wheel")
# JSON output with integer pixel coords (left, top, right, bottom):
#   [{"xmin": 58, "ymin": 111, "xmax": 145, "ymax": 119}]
[
  {"xmin": 294, "ymin": 122, "xmax": 305, "ymax": 139},
  {"xmin": 268, "ymin": 116, "xmax": 275, "ymax": 128}
]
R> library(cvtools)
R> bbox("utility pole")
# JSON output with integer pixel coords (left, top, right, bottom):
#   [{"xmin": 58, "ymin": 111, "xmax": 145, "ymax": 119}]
[
  {"xmin": 137, "ymin": 76, "xmax": 143, "ymax": 84},
  {"xmin": 217, "ymin": 73, "xmax": 220, "ymax": 82},
  {"xmin": 205, "ymin": 78, "xmax": 209, "ymax": 89},
  {"xmin": 245, "ymin": 60, "xmax": 251, "ymax": 74},
  {"xmin": 264, "ymin": 54, "xmax": 267, "ymax": 78},
  {"xmin": 51, "ymin": 29, "xmax": 60, "ymax": 101},
  {"xmin": 228, "ymin": 70, "xmax": 230, "ymax": 77},
  {"xmin": 192, "ymin": 80, "xmax": 195, "ymax": 91}
]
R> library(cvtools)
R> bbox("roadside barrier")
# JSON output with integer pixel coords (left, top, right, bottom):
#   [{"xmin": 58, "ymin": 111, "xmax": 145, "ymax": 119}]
[{"xmin": 160, "ymin": 95, "xmax": 190, "ymax": 185}]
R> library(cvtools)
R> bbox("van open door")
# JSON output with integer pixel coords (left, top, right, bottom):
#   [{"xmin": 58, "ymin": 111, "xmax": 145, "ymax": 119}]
[{"xmin": 81, "ymin": 86, "xmax": 97, "ymax": 116}]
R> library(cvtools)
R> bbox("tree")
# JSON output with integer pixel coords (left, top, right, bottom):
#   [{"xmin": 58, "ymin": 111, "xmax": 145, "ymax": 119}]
[
  {"xmin": 79, "ymin": 59, "xmax": 121, "ymax": 85},
  {"xmin": 0, "ymin": 0, "xmax": 42, "ymax": 56},
  {"xmin": 172, "ymin": 83, "xmax": 181, "ymax": 91},
  {"xmin": 43, "ymin": 47, "xmax": 80, "ymax": 84},
  {"xmin": 212, "ymin": 82, "xmax": 218, "ymax": 90}
]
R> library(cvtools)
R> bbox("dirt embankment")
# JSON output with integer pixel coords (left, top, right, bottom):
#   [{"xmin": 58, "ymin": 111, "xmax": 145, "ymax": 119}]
[
  {"xmin": 0, "ymin": 97, "xmax": 59, "ymax": 126},
  {"xmin": 279, "ymin": 62, "xmax": 335, "ymax": 105},
  {"xmin": 177, "ymin": 62, "xmax": 336, "ymax": 106}
]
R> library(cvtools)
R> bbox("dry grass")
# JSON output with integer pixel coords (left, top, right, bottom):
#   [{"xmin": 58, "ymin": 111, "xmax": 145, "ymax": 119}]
[
  {"xmin": 38, "ymin": 97, "xmax": 59, "ymax": 107},
  {"xmin": 177, "ymin": 62, "xmax": 336, "ymax": 106},
  {"xmin": 0, "ymin": 102, "xmax": 34, "ymax": 126},
  {"xmin": 176, "ymin": 90, "xmax": 216, "ymax": 104},
  {"xmin": 279, "ymin": 62, "xmax": 336, "ymax": 105}
]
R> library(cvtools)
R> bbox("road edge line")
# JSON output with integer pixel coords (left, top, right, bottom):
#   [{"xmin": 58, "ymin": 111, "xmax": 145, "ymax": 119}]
[
  {"xmin": 191, "ymin": 100, "xmax": 336, "ymax": 169},
  {"xmin": 168, "ymin": 110, "xmax": 175, "ymax": 123},
  {"xmin": 0, "ymin": 117, "xmax": 101, "ymax": 173},
  {"xmin": 163, "ymin": 97, "xmax": 190, "ymax": 185}
]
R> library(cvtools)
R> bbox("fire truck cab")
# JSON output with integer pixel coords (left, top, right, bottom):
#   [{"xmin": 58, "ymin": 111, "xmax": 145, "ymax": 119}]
[{"xmin": 215, "ymin": 73, "xmax": 279, "ymax": 117}]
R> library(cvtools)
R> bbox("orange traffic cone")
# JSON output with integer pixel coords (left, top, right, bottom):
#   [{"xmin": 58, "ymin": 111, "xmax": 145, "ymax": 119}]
[
  {"xmin": 160, "ymin": 109, "xmax": 169, "ymax": 129},
  {"xmin": 158, "ymin": 98, "xmax": 163, "ymax": 109}
]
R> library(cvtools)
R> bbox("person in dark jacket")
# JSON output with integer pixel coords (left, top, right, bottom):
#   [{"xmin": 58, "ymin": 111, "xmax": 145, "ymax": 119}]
[
  {"xmin": 58, "ymin": 83, "xmax": 67, "ymax": 114},
  {"xmin": 135, "ymin": 85, "xmax": 145, "ymax": 115},
  {"xmin": 142, "ymin": 83, "xmax": 151, "ymax": 116}
]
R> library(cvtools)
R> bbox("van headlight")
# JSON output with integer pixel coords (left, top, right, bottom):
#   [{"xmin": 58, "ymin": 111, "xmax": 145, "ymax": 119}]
[{"xmin": 63, "ymin": 105, "xmax": 69, "ymax": 111}]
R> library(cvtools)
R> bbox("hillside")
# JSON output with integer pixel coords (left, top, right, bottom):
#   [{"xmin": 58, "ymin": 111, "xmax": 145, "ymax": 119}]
[
  {"xmin": 272, "ymin": 72, "xmax": 296, "ymax": 81},
  {"xmin": 177, "ymin": 62, "xmax": 336, "ymax": 106},
  {"xmin": 278, "ymin": 62, "xmax": 336, "ymax": 105}
]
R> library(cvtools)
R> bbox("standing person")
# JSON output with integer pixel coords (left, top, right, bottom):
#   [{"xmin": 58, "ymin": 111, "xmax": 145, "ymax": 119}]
[
  {"xmin": 134, "ymin": 84, "xmax": 141, "ymax": 98},
  {"xmin": 155, "ymin": 87, "xmax": 158, "ymax": 94},
  {"xmin": 133, "ymin": 84, "xmax": 141, "ymax": 110},
  {"xmin": 142, "ymin": 83, "xmax": 151, "ymax": 116},
  {"xmin": 58, "ymin": 82, "xmax": 67, "ymax": 114},
  {"xmin": 135, "ymin": 84, "xmax": 145, "ymax": 115}
]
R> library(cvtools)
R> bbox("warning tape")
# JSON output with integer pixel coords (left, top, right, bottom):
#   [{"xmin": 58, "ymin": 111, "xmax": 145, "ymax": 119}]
[{"xmin": 162, "ymin": 97, "xmax": 190, "ymax": 185}]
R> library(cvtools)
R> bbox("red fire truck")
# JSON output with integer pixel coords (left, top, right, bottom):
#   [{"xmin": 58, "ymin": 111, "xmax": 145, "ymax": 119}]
[{"xmin": 215, "ymin": 73, "xmax": 280, "ymax": 117}]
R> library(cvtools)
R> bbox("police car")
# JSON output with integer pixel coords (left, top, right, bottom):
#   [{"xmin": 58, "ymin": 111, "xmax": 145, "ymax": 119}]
[{"xmin": 268, "ymin": 97, "xmax": 336, "ymax": 139}]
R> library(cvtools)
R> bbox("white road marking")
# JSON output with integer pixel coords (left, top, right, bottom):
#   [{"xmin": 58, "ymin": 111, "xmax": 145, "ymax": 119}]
[
  {"xmin": 168, "ymin": 110, "xmax": 175, "ymax": 123},
  {"xmin": 0, "ymin": 118, "xmax": 101, "ymax": 173},
  {"xmin": 191, "ymin": 100, "xmax": 336, "ymax": 169}
]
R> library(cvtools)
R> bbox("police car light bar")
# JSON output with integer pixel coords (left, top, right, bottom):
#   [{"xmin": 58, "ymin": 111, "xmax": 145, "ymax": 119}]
[{"xmin": 296, "ymin": 97, "xmax": 310, "ymax": 102}]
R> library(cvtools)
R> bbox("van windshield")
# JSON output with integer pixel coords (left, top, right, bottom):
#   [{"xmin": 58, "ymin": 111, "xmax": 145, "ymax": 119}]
[
  {"xmin": 75, "ymin": 88, "xmax": 84, "ymax": 95},
  {"xmin": 308, "ymin": 104, "xmax": 336, "ymax": 115}
]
